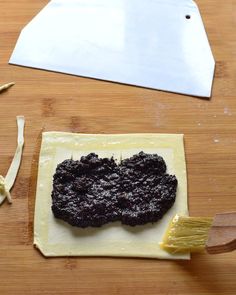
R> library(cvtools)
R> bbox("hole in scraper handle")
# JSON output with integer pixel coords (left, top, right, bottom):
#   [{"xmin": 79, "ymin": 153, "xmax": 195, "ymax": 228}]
[{"xmin": 185, "ymin": 15, "xmax": 191, "ymax": 19}]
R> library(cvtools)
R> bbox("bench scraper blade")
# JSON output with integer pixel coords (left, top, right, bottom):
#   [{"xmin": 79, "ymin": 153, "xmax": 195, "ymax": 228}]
[{"xmin": 9, "ymin": 0, "xmax": 215, "ymax": 97}]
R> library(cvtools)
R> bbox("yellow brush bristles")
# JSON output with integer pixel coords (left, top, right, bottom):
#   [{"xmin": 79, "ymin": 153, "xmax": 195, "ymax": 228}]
[{"xmin": 160, "ymin": 215, "xmax": 213, "ymax": 253}]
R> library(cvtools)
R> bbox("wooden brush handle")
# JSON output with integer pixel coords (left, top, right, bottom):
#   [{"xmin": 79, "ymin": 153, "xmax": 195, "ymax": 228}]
[{"xmin": 206, "ymin": 212, "xmax": 236, "ymax": 254}]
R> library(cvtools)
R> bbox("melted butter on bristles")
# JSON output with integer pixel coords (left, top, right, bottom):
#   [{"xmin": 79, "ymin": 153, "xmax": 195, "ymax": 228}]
[{"xmin": 160, "ymin": 215, "xmax": 213, "ymax": 253}]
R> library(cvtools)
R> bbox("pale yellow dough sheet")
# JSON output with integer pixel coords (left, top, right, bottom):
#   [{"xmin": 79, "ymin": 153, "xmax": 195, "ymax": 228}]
[{"xmin": 34, "ymin": 132, "xmax": 189, "ymax": 259}]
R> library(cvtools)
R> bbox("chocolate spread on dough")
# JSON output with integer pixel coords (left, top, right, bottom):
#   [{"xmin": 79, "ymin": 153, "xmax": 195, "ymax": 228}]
[{"xmin": 51, "ymin": 152, "xmax": 177, "ymax": 227}]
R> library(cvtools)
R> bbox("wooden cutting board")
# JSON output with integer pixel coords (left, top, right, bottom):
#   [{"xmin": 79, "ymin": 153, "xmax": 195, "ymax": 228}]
[{"xmin": 0, "ymin": 0, "xmax": 236, "ymax": 294}]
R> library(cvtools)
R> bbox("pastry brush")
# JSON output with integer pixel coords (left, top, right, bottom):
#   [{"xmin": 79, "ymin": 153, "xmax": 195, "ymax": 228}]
[{"xmin": 160, "ymin": 212, "xmax": 236, "ymax": 254}]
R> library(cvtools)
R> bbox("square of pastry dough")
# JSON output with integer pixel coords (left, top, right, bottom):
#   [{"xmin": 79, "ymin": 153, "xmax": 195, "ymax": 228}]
[{"xmin": 34, "ymin": 132, "xmax": 189, "ymax": 259}]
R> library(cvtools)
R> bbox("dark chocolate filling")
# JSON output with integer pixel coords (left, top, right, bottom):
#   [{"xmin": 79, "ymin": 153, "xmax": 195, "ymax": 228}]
[{"xmin": 51, "ymin": 152, "xmax": 177, "ymax": 227}]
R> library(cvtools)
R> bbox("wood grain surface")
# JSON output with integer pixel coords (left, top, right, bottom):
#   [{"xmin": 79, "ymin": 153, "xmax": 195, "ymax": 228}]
[{"xmin": 0, "ymin": 0, "xmax": 236, "ymax": 294}]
